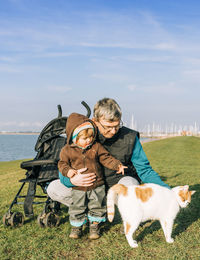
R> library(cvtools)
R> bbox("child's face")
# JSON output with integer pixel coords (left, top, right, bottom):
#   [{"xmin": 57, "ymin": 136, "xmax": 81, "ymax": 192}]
[{"xmin": 76, "ymin": 135, "xmax": 93, "ymax": 148}]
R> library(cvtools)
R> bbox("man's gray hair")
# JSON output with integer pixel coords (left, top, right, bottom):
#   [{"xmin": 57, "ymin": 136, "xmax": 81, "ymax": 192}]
[{"xmin": 93, "ymin": 98, "xmax": 122, "ymax": 121}]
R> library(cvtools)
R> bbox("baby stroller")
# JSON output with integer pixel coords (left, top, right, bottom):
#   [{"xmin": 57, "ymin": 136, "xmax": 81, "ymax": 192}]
[{"xmin": 3, "ymin": 101, "xmax": 91, "ymax": 228}]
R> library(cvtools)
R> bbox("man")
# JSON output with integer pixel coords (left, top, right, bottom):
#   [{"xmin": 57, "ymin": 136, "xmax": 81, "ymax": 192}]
[{"xmin": 47, "ymin": 98, "xmax": 169, "ymax": 228}]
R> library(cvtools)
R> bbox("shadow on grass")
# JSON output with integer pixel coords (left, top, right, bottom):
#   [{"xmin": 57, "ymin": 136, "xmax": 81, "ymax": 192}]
[
  {"xmin": 60, "ymin": 208, "xmax": 69, "ymax": 225},
  {"xmin": 22, "ymin": 205, "xmax": 70, "ymax": 226},
  {"xmin": 101, "ymin": 206, "xmax": 122, "ymax": 234},
  {"xmin": 24, "ymin": 215, "xmax": 37, "ymax": 224},
  {"xmin": 160, "ymin": 172, "xmax": 183, "ymax": 182},
  {"xmin": 136, "ymin": 221, "xmax": 161, "ymax": 242}
]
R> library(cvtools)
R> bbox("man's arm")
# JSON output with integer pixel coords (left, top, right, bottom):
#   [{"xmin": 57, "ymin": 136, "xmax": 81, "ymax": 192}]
[
  {"xmin": 131, "ymin": 136, "xmax": 170, "ymax": 189},
  {"xmin": 59, "ymin": 170, "xmax": 96, "ymax": 188},
  {"xmin": 59, "ymin": 172, "xmax": 75, "ymax": 187}
]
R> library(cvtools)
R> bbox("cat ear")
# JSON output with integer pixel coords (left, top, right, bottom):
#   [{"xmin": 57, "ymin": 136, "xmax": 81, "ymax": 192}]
[
  {"xmin": 191, "ymin": 190, "xmax": 196, "ymax": 195},
  {"xmin": 183, "ymin": 185, "xmax": 189, "ymax": 191}
]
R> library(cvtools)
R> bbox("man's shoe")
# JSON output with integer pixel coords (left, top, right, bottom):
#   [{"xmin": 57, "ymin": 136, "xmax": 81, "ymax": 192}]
[
  {"xmin": 89, "ymin": 222, "xmax": 100, "ymax": 240},
  {"xmin": 69, "ymin": 226, "xmax": 82, "ymax": 239}
]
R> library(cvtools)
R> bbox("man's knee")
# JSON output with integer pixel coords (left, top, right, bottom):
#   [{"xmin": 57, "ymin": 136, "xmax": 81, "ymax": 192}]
[
  {"xmin": 47, "ymin": 179, "xmax": 72, "ymax": 206},
  {"xmin": 118, "ymin": 176, "xmax": 139, "ymax": 186},
  {"xmin": 46, "ymin": 180, "xmax": 59, "ymax": 198}
]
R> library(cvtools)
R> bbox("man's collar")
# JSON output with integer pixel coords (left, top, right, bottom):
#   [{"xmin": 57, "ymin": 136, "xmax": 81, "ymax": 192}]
[
  {"xmin": 97, "ymin": 128, "xmax": 120, "ymax": 144},
  {"xmin": 97, "ymin": 131, "xmax": 106, "ymax": 144}
]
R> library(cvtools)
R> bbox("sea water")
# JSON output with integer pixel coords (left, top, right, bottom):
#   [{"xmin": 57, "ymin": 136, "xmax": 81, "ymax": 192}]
[
  {"xmin": 0, "ymin": 134, "xmax": 38, "ymax": 161},
  {"xmin": 0, "ymin": 134, "xmax": 148, "ymax": 162}
]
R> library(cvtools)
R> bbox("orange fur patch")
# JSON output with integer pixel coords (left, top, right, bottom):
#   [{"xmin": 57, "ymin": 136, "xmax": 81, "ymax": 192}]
[
  {"xmin": 112, "ymin": 184, "xmax": 128, "ymax": 196},
  {"xmin": 135, "ymin": 186, "xmax": 153, "ymax": 202},
  {"xmin": 125, "ymin": 222, "xmax": 131, "ymax": 235},
  {"xmin": 179, "ymin": 190, "xmax": 191, "ymax": 202}
]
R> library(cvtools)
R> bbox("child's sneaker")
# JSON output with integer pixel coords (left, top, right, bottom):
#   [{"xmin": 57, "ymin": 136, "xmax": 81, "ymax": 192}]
[
  {"xmin": 89, "ymin": 222, "xmax": 100, "ymax": 239},
  {"xmin": 69, "ymin": 226, "xmax": 82, "ymax": 239}
]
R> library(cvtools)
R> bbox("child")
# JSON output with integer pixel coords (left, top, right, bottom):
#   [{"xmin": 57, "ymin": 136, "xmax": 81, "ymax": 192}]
[{"xmin": 58, "ymin": 113, "xmax": 127, "ymax": 239}]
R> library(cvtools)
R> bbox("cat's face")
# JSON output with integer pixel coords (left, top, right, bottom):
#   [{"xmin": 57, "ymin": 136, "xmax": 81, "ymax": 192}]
[{"xmin": 173, "ymin": 185, "xmax": 196, "ymax": 208}]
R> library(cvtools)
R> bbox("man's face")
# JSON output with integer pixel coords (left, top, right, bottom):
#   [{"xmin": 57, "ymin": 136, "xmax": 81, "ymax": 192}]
[{"xmin": 93, "ymin": 117, "xmax": 121, "ymax": 138}]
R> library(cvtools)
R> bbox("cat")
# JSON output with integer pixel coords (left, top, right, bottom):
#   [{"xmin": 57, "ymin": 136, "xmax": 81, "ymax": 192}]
[{"xmin": 107, "ymin": 183, "xmax": 195, "ymax": 248}]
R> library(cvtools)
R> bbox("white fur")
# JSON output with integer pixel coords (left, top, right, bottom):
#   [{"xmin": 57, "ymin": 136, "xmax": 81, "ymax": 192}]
[{"xmin": 107, "ymin": 183, "xmax": 194, "ymax": 248}]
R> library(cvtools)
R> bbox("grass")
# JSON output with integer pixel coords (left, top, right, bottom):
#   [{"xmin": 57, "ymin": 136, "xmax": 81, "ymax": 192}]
[{"xmin": 0, "ymin": 136, "xmax": 200, "ymax": 259}]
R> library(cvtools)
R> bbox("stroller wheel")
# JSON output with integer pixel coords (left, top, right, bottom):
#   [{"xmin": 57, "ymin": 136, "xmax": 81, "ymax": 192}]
[
  {"xmin": 3, "ymin": 212, "xmax": 11, "ymax": 227},
  {"xmin": 10, "ymin": 212, "xmax": 24, "ymax": 227},
  {"xmin": 37, "ymin": 212, "xmax": 46, "ymax": 228},
  {"xmin": 43, "ymin": 212, "xmax": 60, "ymax": 228}
]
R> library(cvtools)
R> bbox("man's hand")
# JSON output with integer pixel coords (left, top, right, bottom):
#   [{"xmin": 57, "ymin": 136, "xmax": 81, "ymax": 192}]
[
  {"xmin": 116, "ymin": 164, "xmax": 128, "ymax": 175},
  {"xmin": 70, "ymin": 168, "xmax": 96, "ymax": 186},
  {"xmin": 67, "ymin": 169, "xmax": 77, "ymax": 178}
]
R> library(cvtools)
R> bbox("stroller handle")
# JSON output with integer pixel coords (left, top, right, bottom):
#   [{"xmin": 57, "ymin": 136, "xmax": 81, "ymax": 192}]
[
  {"xmin": 57, "ymin": 105, "xmax": 62, "ymax": 118},
  {"xmin": 57, "ymin": 101, "xmax": 91, "ymax": 118},
  {"xmin": 81, "ymin": 101, "xmax": 91, "ymax": 118}
]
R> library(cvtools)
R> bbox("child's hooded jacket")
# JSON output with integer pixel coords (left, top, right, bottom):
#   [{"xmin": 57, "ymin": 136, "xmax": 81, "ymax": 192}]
[{"xmin": 58, "ymin": 113, "xmax": 121, "ymax": 191}]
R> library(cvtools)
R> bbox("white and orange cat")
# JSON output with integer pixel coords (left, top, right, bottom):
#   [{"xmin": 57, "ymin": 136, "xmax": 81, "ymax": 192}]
[{"xmin": 107, "ymin": 183, "xmax": 195, "ymax": 248}]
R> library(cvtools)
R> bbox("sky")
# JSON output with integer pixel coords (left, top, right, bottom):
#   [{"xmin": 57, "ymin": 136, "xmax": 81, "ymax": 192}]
[{"xmin": 0, "ymin": 0, "xmax": 200, "ymax": 132}]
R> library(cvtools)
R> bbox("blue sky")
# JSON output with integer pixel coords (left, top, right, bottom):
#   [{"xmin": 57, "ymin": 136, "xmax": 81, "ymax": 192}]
[{"xmin": 0, "ymin": 0, "xmax": 200, "ymax": 132}]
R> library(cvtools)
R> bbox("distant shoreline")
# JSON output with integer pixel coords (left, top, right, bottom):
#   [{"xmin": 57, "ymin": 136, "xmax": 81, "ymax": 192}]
[
  {"xmin": 0, "ymin": 132, "xmax": 169, "ymax": 139},
  {"xmin": 0, "ymin": 132, "xmax": 39, "ymax": 135}
]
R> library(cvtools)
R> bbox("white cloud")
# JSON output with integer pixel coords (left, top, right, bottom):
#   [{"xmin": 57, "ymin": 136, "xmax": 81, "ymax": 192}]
[
  {"xmin": 18, "ymin": 121, "xmax": 42, "ymax": 128},
  {"xmin": 91, "ymin": 73, "xmax": 129, "ymax": 82},
  {"xmin": 141, "ymin": 81, "xmax": 184, "ymax": 95},
  {"xmin": 118, "ymin": 54, "xmax": 172, "ymax": 63},
  {"xmin": 35, "ymin": 52, "xmax": 77, "ymax": 58},
  {"xmin": 183, "ymin": 69, "xmax": 200, "ymax": 81},
  {"xmin": 154, "ymin": 43, "xmax": 176, "ymax": 51},
  {"xmin": 1, "ymin": 6, "xmax": 198, "ymax": 62},
  {"xmin": 80, "ymin": 42, "xmax": 136, "ymax": 49},
  {"xmin": 0, "ymin": 65, "xmax": 21, "ymax": 73},
  {"xmin": 127, "ymin": 85, "xmax": 137, "ymax": 91},
  {"xmin": 184, "ymin": 70, "xmax": 200, "ymax": 76},
  {"xmin": 0, "ymin": 56, "xmax": 16, "ymax": 62},
  {"xmin": 0, "ymin": 121, "xmax": 44, "ymax": 128},
  {"xmin": 46, "ymin": 86, "xmax": 72, "ymax": 93},
  {"xmin": 184, "ymin": 58, "xmax": 200, "ymax": 66},
  {"xmin": 0, "ymin": 8, "xmax": 179, "ymax": 54},
  {"xmin": 126, "ymin": 81, "xmax": 184, "ymax": 95}
]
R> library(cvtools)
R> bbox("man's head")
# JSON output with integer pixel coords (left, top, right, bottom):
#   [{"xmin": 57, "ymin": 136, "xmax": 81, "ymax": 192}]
[{"xmin": 93, "ymin": 98, "xmax": 122, "ymax": 138}]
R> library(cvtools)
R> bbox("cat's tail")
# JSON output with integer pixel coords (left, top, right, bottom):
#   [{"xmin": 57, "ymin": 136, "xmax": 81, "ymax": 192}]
[{"xmin": 107, "ymin": 184, "xmax": 128, "ymax": 222}]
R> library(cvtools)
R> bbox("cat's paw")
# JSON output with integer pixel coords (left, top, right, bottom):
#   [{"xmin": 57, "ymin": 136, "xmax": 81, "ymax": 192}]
[
  {"xmin": 128, "ymin": 240, "xmax": 138, "ymax": 248},
  {"xmin": 166, "ymin": 238, "xmax": 174, "ymax": 243}
]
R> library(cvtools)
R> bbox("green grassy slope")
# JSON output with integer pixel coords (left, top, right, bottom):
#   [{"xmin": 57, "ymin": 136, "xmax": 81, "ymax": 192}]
[{"xmin": 0, "ymin": 136, "xmax": 199, "ymax": 259}]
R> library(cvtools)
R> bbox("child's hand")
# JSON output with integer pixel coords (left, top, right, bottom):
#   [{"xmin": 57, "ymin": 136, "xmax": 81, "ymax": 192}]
[
  {"xmin": 67, "ymin": 169, "xmax": 78, "ymax": 178},
  {"xmin": 68, "ymin": 168, "xmax": 88, "ymax": 179},
  {"xmin": 116, "ymin": 164, "xmax": 128, "ymax": 175}
]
